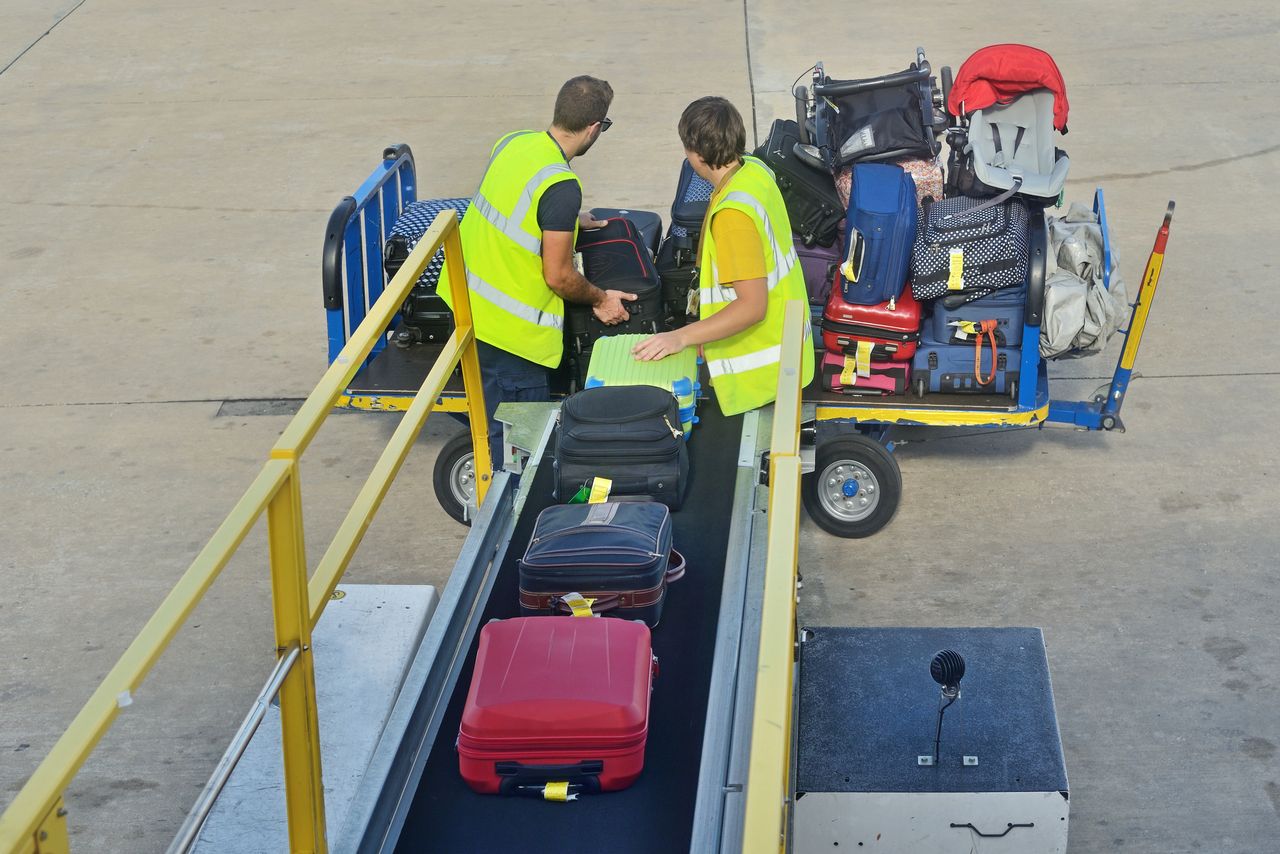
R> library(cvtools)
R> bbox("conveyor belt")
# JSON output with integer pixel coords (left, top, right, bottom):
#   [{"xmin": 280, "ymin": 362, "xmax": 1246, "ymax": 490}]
[{"xmin": 394, "ymin": 405, "xmax": 743, "ymax": 853}]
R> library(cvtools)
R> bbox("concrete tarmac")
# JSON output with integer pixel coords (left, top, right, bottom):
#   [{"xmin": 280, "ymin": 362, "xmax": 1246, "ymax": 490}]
[{"xmin": 1, "ymin": 1, "xmax": 1277, "ymax": 852}]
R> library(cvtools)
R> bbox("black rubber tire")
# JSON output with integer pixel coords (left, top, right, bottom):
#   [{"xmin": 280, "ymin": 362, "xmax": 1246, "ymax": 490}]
[
  {"xmin": 802, "ymin": 435, "xmax": 902, "ymax": 538},
  {"xmin": 1010, "ymin": 379, "xmax": 1019, "ymax": 401},
  {"xmin": 433, "ymin": 432, "xmax": 477, "ymax": 526}
]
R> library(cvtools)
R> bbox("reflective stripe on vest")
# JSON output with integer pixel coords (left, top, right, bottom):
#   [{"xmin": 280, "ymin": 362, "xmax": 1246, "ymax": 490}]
[
  {"xmin": 699, "ymin": 190, "xmax": 798, "ymax": 307},
  {"xmin": 466, "ymin": 269, "xmax": 564, "ymax": 330},
  {"xmin": 705, "ymin": 322, "xmax": 813, "ymax": 379}
]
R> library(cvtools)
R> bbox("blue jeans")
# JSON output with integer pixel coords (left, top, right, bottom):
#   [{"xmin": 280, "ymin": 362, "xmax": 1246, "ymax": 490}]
[{"xmin": 475, "ymin": 340, "xmax": 551, "ymax": 465}]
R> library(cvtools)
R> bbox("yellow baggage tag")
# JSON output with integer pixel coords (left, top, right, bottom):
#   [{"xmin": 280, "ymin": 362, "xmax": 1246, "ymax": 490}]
[
  {"xmin": 952, "ymin": 320, "xmax": 979, "ymax": 340},
  {"xmin": 560, "ymin": 592, "xmax": 597, "ymax": 618},
  {"xmin": 543, "ymin": 781, "xmax": 575, "ymax": 802},
  {"xmin": 947, "ymin": 248, "xmax": 965, "ymax": 291},
  {"xmin": 855, "ymin": 340, "xmax": 873, "ymax": 378},
  {"xmin": 685, "ymin": 282, "xmax": 700, "ymax": 316},
  {"xmin": 572, "ymin": 251, "xmax": 585, "ymax": 276},
  {"xmin": 840, "ymin": 354, "xmax": 858, "ymax": 387},
  {"xmin": 587, "ymin": 477, "xmax": 612, "ymax": 504}
]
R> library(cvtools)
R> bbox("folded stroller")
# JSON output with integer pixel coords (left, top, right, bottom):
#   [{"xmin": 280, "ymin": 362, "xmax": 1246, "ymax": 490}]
[
  {"xmin": 943, "ymin": 44, "xmax": 1071, "ymax": 204},
  {"xmin": 797, "ymin": 48, "xmax": 946, "ymax": 170}
]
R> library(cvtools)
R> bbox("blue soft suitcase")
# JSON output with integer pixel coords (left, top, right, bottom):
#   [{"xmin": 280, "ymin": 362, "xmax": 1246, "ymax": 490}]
[
  {"xmin": 912, "ymin": 338, "xmax": 1021, "ymax": 397},
  {"xmin": 927, "ymin": 287, "xmax": 1026, "ymax": 348},
  {"xmin": 840, "ymin": 163, "xmax": 918, "ymax": 305},
  {"xmin": 668, "ymin": 160, "xmax": 714, "ymax": 263}
]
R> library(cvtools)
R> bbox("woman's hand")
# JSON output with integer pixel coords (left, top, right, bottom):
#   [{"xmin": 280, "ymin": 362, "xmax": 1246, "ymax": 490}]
[{"xmin": 632, "ymin": 330, "xmax": 687, "ymax": 361}]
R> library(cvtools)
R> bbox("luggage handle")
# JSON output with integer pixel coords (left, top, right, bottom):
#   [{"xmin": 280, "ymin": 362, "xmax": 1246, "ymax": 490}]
[
  {"xmin": 974, "ymin": 319, "xmax": 999, "ymax": 386},
  {"xmin": 495, "ymin": 760, "xmax": 604, "ymax": 797}
]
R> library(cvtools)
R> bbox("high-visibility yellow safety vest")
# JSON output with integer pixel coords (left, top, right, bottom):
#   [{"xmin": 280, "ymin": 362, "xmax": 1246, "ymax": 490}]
[
  {"xmin": 699, "ymin": 156, "xmax": 815, "ymax": 415},
  {"xmin": 440, "ymin": 131, "xmax": 579, "ymax": 367}
]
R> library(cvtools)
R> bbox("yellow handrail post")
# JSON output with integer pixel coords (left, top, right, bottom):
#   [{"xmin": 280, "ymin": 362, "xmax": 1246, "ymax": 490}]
[
  {"xmin": 742, "ymin": 300, "xmax": 808, "ymax": 854},
  {"xmin": 440, "ymin": 217, "xmax": 492, "ymax": 503},
  {"xmin": 265, "ymin": 461, "xmax": 327, "ymax": 854}
]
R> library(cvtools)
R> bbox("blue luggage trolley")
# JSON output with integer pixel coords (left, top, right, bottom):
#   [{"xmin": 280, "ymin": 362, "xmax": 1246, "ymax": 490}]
[{"xmin": 322, "ymin": 145, "xmax": 1174, "ymax": 538}]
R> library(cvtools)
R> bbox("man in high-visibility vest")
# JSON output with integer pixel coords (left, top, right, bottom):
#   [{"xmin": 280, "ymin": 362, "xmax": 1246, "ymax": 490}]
[
  {"xmin": 442, "ymin": 75, "xmax": 635, "ymax": 458},
  {"xmin": 633, "ymin": 96, "xmax": 815, "ymax": 414}
]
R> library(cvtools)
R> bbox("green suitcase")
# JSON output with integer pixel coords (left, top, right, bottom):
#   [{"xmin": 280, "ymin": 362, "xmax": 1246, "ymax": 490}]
[{"xmin": 584, "ymin": 335, "xmax": 700, "ymax": 435}]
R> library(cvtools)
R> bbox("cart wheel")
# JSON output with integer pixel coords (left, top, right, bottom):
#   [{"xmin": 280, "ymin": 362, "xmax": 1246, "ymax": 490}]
[
  {"xmin": 802, "ymin": 435, "xmax": 902, "ymax": 538},
  {"xmin": 915, "ymin": 377, "xmax": 926, "ymax": 399},
  {"xmin": 433, "ymin": 432, "xmax": 478, "ymax": 526},
  {"xmin": 1009, "ymin": 379, "xmax": 1018, "ymax": 400}
]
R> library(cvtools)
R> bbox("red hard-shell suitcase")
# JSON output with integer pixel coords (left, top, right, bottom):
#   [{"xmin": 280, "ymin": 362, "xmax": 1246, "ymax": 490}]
[
  {"xmin": 458, "ymin": 617, "xmax": 655, "ymax": 797},
  {"xmin": 821, "ymin": 271, "xmax": 922, "ymax": 360}
]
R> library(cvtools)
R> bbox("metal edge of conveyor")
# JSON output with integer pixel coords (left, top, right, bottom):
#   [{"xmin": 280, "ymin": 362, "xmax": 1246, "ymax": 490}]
[
  {"xmin": 334, "ymin": 414, "xmax": 559, "ymax": 854},
  {"xmin": 717, "ymin": 416, "xmax": 776, "ymax": 854},
  {"xmin": 687, "ymin": 409, "xmax": 763, "ymax": 852}
]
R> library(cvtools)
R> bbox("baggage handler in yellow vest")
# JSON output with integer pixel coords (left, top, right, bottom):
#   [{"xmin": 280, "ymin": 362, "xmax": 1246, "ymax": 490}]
[
  {"xmin": 633, "ymin": 97, "xmax": 815, "ymax": 415},
  {"xmin": 442, "ymin": 75, "xmax": 636, "ymax": 458}
]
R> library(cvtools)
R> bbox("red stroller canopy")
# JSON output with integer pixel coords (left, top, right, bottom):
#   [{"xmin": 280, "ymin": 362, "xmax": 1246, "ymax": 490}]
[{"xmin": 948, "ymin": 43, "xmax": 1069, "ymax": 132}]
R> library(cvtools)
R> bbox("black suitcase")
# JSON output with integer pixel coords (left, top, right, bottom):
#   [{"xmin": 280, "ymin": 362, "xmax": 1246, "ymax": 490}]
[
  {"xmin": 565, "ymin": 218, "xmax": 663, "ymax": 348},
  {"xmin": 384, "ymin": 198, "xmax": 471, "ymax": 347},
  {"xmin": 589, "ymin": 208, "xmax": 663, "ymax": 258},
  {"xmin": 910, "ymin": 197, "xmax": 1030, "ymax": 305},
  {"xmin": 669, "ymin": 159, "xmax": 714, "ymax": 264},
  {"xmin": 518, "ymin": 501, "xmax": 686, "ymax": 627},
  {"xmin": 753, "ymin": 119, "xmax": 844, "ymax": 247},
  {"xmin": 655, "ymin": 235, "xmax": 699, "ymax": 329},
  {"xmin": 554, "ymin": 386, "xmax": 689, "ymax": 510}
]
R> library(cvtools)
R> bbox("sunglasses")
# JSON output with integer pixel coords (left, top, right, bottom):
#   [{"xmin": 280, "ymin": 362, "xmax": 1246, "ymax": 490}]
[{"xmin": 598, "ymin": 117, "xmax": 613, "ymax": 133}]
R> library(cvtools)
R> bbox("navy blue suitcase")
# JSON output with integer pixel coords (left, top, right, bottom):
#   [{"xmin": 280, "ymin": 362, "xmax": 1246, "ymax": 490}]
[
  {"xmin": 668, "ymin": 159, "xmax": 714, "ymax": 263},
  {"xmin": 927, "ymin": 287, "xmax": 1026, "ymax": 347},
  {"xmin": 912, "ymin": 338, "xmax": 1021, "ymax": 397},
  {"xmin": 841, "ymin": 163, "xmax": 917, "ymax": 305}
]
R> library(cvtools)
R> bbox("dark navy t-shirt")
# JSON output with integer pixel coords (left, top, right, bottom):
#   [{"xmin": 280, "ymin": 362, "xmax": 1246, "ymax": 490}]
[{"xmin": 536, "ymin": 132, "xmax": 581, "ymax": 233}]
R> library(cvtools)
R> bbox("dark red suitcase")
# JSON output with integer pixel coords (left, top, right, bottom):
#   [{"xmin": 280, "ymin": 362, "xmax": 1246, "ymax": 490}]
[
  {"xmin": 458, "ymin": 617, "xmax": 655, "ymax": 797},
  {"xmin": 821, "ymin": 270, "xmax": 922, "ymax": 360}
]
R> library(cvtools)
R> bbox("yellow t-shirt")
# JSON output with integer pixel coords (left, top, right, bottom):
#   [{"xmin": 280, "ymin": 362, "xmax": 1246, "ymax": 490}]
[{"xmin": 709, "ymin": 208, "xmax": 767, "ymax": 285}]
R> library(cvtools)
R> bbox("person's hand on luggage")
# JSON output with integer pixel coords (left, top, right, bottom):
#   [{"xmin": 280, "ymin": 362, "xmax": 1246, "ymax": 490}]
[
  {"xmin": 578, "ymin": 211, "xmax": 608, "ymax": 230},
  {"xmin": 632, "ymin": 330, "xmax": 686, "ymax": 361},
  {"xmin": 593, "ymin": 289, "xmax": 636, "ymax": 325}
]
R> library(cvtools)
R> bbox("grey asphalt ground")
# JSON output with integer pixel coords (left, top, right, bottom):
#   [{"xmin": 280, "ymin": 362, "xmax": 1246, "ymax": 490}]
[{"xmin": 1, "ymin": 1, "xmax": 1277, "ymax": 852}]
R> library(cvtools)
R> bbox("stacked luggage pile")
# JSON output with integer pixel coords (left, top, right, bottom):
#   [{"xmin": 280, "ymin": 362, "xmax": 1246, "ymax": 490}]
[{"xmin": 772, "ymin": 45, "xmax": 1076, "ymax": 399}]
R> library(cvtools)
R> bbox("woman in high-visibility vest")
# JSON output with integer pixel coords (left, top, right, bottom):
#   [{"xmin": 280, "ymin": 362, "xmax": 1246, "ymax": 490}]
[{"xmin": 633, "ymin": 97, "xmax": 815, "ymax": 415}]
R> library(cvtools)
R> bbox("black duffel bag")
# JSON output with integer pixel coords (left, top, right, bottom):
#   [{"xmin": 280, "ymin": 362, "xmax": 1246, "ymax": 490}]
[
  {"xmin": 518, "ymin": 501, "xmax": 686, "ymax": 627},
  {"xmin": 554, "ymin": 386, "xmax": 688, "ymax": 510}
]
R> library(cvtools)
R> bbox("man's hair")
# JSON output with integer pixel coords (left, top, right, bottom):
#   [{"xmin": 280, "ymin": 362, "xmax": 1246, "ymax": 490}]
[
  {"xmin": 552, "ymin": 76, "xmax": 614, "ymax": 133},
  {"xmin": 678, "ymin": 97, "xmax": 746, "ymax": 169}
]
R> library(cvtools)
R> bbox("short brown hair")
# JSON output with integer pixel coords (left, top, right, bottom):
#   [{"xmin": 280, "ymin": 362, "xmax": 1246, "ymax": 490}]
[
  {"xmin": 552, "ymin": 76, "xmax": 614, "ymax": 133},
  {"xmin": 678, "ymin": 97, "xmax": 746, "ymax": 169}
]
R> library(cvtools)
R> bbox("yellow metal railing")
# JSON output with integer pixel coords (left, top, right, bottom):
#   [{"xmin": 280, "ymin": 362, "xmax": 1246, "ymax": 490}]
[
  {"xmin": 742, "ymin": 301, "xmax": 807, "ymax": 854},
  {"xmin": 0, "ymin": 210, "xmax": 490, "ymax": 854}
]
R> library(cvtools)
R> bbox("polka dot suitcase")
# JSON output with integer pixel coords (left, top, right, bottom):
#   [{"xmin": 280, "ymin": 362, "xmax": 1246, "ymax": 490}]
[{"xmin": 910, "ymin": 197, "xmax": 1030, "ymax": 304}]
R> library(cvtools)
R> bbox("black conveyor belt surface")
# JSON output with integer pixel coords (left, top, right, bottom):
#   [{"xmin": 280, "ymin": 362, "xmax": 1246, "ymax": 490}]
[{"xmin": 396, "ymin": 404, "xmax": 743, "ymax": 854}]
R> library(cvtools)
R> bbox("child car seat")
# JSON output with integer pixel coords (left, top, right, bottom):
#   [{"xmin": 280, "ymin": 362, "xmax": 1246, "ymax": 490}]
[{"xmin": 965, "ymin": 89, "xmax": 1070, "ymax": 202}]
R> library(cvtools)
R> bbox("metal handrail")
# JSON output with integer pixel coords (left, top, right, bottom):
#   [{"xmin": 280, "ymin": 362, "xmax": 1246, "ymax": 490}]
[
  {"xmin": 0, "ymin": 208, "xmax": 490, "ymax": 854},
  {"xmin": 741, "ymin": 301, "xmax": 808, "ymax": 854},
  {"xmin": 165, "ymin": 644, "xmax": 302, "ymax": 854}
]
